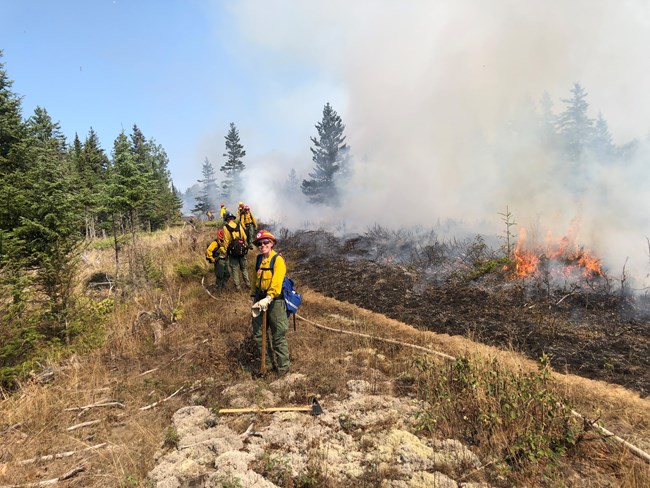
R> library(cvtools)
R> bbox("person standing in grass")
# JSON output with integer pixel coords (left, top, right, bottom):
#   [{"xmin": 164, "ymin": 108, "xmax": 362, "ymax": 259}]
[
  {"xmin": 251, "ymin": 229, "xmax": 290, "ymax": 374},
  {"xmin": 240, "ymin": 205, "xmax": 258, "ymax": 250},
  {"xmin": 219, "ymin": 203, "xmax": 227, "ymax": 221},
  {"xmin": 206, "ymin": 229, "xmax": 229, "ymax": 290},
  {"xmin": 222, "ymin": 212, "xmax": 251, "ymax": 292}
]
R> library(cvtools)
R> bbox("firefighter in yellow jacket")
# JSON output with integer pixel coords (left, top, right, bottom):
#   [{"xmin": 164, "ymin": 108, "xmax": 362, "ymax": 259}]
[
  {"xmin": 240, "ymin": 205, "xmax": 258, "ymax": 250},
  {"xmin": 206, "ymin": 229, "xmax": 230, "ymax": 290},
  {"xmin": 222, "ymin": 212, "xmax": 251, "ymax": 291},
  {"xmin": 251, "ymin": 229, "xmax": 290, "ymax": 374}
]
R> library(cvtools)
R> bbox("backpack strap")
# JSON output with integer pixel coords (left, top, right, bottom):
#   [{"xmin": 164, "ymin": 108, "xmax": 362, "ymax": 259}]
[
  {"xmin": 255, "ymin": 253, "xmax": 279, "ymax": 295},
  {"xmin": 225, "ymin": 223, "xmax": 245, "ymax": 240},
  {"xmin": 255, "ymin": 253, "xmax": 278, "ymax": 272}
]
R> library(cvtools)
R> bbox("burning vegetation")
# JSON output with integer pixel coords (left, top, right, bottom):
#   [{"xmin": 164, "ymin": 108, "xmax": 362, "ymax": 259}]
[
  {"xmin": 510, "ymin": 227, "xmax": 604, "ymax": 279},
  {"xmin": 279, "ymin": 225, "xmax": 650, "ymax": 397}
]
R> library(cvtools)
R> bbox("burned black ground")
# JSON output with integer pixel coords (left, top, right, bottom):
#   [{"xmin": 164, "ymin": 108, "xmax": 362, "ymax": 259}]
[{"xmin": 279, "ymin": 229, "xmax": 650, "ymax": 398}]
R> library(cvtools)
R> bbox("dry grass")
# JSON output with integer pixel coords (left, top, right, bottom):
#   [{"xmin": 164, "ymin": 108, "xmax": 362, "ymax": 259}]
[{"xmin": 0, "ymin": 224, "xmax": 648, "ymax": 487}]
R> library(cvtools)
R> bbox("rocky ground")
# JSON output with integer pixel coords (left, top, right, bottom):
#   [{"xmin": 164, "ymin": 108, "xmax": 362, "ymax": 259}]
[{"xmin": 149, "ymin": 375, "xmax": 487, "ymax": 488}]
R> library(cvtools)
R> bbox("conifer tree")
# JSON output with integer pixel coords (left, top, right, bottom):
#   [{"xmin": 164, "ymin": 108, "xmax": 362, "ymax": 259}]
[
  {"xmin": 129, "ymin": 125, "xmax": 154, "ymax": 230},
  {"xmin": 220, "ymin": 122, "xmax": 246, "ymax": 200},
  {"xmin": 301, "ymin": 103, "xmax": 350, "ymax": 205},
  {"xmin": 147, "ymin": 141, "xmax": 182, "ymax": 228},
  {"xmin": 193, "ymin": 157, "xmax": 218, "ymax": 217},
  {"xmin": 557, "ymin": 83, "xmax": 594, "ymax": 162},
  {"xmin": 19, "ymin": 107, "xmax": 83, "ymax": 316},
  {"xmin": 70, "ymin": 128, "xmax": 110, "ymax": 238},
  {"xmin": 590, "ymin": 112, "xmax": 616, "ymax": 162},
  {"xmin": 129, "ymin": 125, "xmax": 180, "ymax": 231},
  {"xmin": 0, "ymin": 51, "xmax": 28, "ymax": 243},
  {"xmin": 0, "ymin": 52, "xmax": 30, "ymax": 305},
  {"xmin": 106, "ymin": 131, "xmax": 151, "ymax": 240}
]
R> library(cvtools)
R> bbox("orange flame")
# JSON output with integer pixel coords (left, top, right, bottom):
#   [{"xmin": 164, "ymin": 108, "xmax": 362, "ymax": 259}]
[
  {"xmin": 575, "ymin": 248, "xmax": 603, "ymax": 277},
  {"xmin": 511, "ymin": 227, "xmax": 603, "ymax": 278},
  {"xmin": 513, "ymin": 228, "xmax": 539, "ymax": 277}
]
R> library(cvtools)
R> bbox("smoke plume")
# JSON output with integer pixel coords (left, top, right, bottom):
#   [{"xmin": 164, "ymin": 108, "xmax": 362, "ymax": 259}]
[{"xmin": 216, "ymin": 0, "xmax": 650, "ymax": 285}]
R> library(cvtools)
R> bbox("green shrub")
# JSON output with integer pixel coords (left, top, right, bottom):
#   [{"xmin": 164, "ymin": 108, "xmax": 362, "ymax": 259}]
[
  {"xmin": 412, "ymin": 353, "xmax": 584, "ymax": 478},
  {"xmin": 174, "ymin": 262, "xmax": 205, "ymax": 280},
  {"xmin": 0, "ymin": 296, "xmax": 113, "ymax": 391},
  {"xmin": 466, "ymin": 256, "xmax": 512, "ymax": 281},
  {"xmin": 140, "ymin": 254, "xmax": 164, "ymax": 286}
]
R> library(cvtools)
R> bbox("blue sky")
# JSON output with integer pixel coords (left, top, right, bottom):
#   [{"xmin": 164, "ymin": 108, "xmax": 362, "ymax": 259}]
[
  {"xmin": 1, "ymin": 0, "xmax": 340, "ymax": 191},
  {"xmin": 3, "ymin": 1, "xmax": 650, "ymax": 279}
]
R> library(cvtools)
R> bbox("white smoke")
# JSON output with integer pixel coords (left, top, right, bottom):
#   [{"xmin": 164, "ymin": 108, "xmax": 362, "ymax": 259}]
[{"xmin": 204, "ymin": 0, "xmax": 650, "ymax": 285}]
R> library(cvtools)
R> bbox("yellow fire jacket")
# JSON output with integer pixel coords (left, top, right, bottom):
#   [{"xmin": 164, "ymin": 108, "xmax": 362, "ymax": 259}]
[
  {"xmin": 255, "ymin": 250, "xmax": 286, "ymax": 299},
  {"xmin": 241, "ymin": 210, "xmax": 257, "ymax": 228},
  {"xmin": 223, "ymin": 222, "xmax": 247, "ymax": 253},
  {"xmin": 206, "ymin": 238, "xmax": 227, "ymax": 261}
]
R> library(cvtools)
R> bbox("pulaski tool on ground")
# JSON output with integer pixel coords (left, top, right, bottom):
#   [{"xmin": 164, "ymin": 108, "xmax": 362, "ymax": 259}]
[{"xmin": 218, "ymin": 397, "xmax": 323, "ymax": 416}]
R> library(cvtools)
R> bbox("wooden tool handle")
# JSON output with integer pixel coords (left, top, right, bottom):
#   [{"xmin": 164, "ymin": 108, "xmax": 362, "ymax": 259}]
[
  {"xmin": 219, "ymin": 406, "xmax": 311, "ymax": 414},
  {"xmin": 261, "ymin": 310, "xmax": 267, "ymax": 374}
]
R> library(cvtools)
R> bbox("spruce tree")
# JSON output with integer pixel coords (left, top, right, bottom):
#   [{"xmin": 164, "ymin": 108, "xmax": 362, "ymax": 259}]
[
  {"xmin": 193, "ymin": 157, "xmax": 218, "ymax": 217},
  {"xmin": 70, "ymin": 128, "xmax": 110, "ymax": 238},
  {"xmin": 147, "ymin": 141, "xmax": 182, "ymax": 228},
  {"xmin": 0, "ymin": 52, "xmax": 30, "ymax": 305},
  {"xmin": 106, "ymin": 131, "xmax": 151, "ymax": 239},
  {"xmin": 557, "ymin": 83, "xmax": 594, "ymax": 162},
  {"xmin": 19, "ymin": 107, "xmax": 83, "ymax": 316},
  {"xmin": 130, "ymin": 125, "xmax": 180, "ymax": 231},
  {"xmin": 590, "ymin": 112, "xmax": 616, "ymax": 162},
  {"xmin": 220, "ymin": 122, "xmax": 246, "ymax": 200},
  {"xmin": 0, "ymin": 51, "xmax": 28, "ymax": 241},
  {"xmin": 301, "ymin": 103, "xmax": 350, "ymax": 205}
]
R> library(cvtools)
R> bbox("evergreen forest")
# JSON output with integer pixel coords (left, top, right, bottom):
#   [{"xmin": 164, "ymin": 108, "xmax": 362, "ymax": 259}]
[{"xmin": 0, "ymin": 53, "xmax": 182, "ymax": 388}]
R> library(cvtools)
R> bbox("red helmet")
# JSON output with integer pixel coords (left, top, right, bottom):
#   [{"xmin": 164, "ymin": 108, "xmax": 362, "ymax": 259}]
[
  {"xmin": 217, "ymin": 229, "xmax": 224, "ymax": 240},
  {"xmin": 253, "ymin": 229, "xmax": 276, "ymax": 245},
  {"xmin": 244, "ymin": 205, "xmax": 250, "ymax": 210}
]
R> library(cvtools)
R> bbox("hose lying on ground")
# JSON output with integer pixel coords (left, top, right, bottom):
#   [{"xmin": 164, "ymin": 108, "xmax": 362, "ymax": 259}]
[{"xmin": 295, "ymin": 313, "xmax": 650, "ymax": 465}]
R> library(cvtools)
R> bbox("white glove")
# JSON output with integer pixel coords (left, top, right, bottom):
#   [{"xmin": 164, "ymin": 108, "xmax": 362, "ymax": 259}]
[{"xmin": 251, "ymin": 296, "xmax": 274, "ymax": 317}]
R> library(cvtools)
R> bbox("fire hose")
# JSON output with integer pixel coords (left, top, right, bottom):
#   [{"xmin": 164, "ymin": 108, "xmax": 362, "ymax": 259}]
[{"xmin": 294, "ymin": 313, "xmax": 650, "ymax": 465}]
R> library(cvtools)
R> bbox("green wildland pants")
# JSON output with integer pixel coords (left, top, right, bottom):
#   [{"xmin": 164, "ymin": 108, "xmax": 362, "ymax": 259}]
[
  {"xmin": 228, "ymin": 255, "xmax": 251, "ymax": 290},
  {"xmin": 214, "ymin": 258, "xmax": 230, "ymax": 289},
  {"xmin": 252, "ymin": 299, "xmax": 290, "ymax": 372},
  {"xmin": 245, "ymin": 224, "xmax": 256, "ymax": 248}
]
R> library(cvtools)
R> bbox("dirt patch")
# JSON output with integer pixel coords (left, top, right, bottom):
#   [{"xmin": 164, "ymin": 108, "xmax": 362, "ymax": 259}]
[{"xmin": 279, "ymin": 229, "xmax": 650, "ymax": 397}]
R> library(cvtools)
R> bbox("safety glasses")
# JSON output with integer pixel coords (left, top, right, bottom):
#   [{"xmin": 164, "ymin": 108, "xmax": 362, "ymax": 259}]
[{"xmin": 256, "ymin": 239, "xmax": 272, "ymax": 247}]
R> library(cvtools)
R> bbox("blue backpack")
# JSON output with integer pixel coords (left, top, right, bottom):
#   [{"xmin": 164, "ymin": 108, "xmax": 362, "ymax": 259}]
[{"xmin": 255, "ymin": 253, "xmax": 302, "ymax": 318}]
